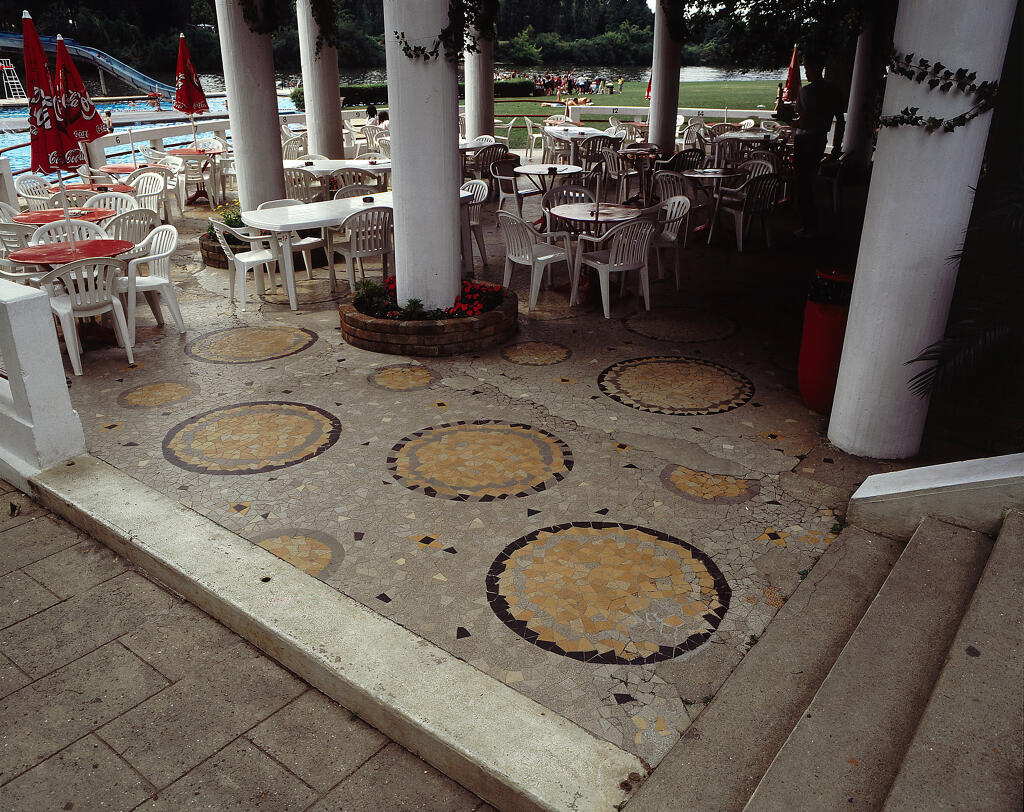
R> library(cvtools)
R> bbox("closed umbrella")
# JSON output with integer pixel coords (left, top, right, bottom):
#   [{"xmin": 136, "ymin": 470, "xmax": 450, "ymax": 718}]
[
  {"xmin": 23, "ymin": 11, "xmax": 82, "ymax": 244},
  {"xmin": 173, "ymin": 33, "xmax": 209, "ymax": 147},
  {"xmin": 783, "ymin": 44, "xmax": 801, "ymax": 103},
  {"xmin": 55, "ymin": 35, "xmax": 108, "ymax": 143}
]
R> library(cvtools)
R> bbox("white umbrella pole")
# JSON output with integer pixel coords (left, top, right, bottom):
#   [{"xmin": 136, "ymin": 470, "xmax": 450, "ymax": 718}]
[
  {"xmin": 127, "ymin": 128, "xmax": 136, "ymax": 166},
  {"xmin": 190, "ymin": 114, "xmax": 197, "ymax": 148},
  {"xmin": 57, "ymin": 175, "xmax": 76, "ymax": 249}
]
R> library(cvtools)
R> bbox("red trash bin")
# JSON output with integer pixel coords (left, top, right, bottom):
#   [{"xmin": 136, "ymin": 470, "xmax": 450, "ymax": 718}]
[{"xmin": 798, "ymin": 270, "xmax": 854, "ymax": 414}]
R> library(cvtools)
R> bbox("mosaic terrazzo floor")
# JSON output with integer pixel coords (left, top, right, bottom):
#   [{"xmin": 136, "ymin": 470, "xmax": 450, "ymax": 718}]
[{"xmin": 60, "ymin": 203, "xmax": 852, "ymax": 767}]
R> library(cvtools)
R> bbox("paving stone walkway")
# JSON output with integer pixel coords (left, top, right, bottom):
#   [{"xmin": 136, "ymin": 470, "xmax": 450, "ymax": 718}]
[{"xmin": 0, "ymin": 482, "xmax": 490, "ymax": 811}]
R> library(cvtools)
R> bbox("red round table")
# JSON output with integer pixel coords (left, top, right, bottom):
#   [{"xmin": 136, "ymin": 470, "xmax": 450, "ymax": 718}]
[
  {"xmin": 52, "ymin": 182, "xmax": 134, "ymax": 194},
  {"xmin": 14, "ymin": 208, "xmax": 116, "ymax": 226},
  {"xmin": 8, "ymin": 239, "xmax": 135, "ymax": 268},
  {"xmin": 167, "ymin": 146, "xmax": 224, "ymax": 156},
  {"xmin": 99, "ymin": 163, "xmax": 146, "ymax": 175}
]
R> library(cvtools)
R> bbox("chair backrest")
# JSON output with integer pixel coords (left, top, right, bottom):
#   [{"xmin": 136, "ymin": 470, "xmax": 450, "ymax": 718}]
[
  {"xmin": 84, "ymin": 192, "xmax": 138, "ymax": 215},
  {"xmin": 104, "ymin": 209, "xmax": 160, "ymax": 244},
  {"xmin": 471, "ymin": 135, "xmax": 496, "ymax": 146},
  {"xmin": 329, "ymin": 167, "xmax": 377, "ymax": 189},
  {"xmin": 602, "ymin": 148, "xmax": 625, "ymax": 177},
  {"xmin": 709, "ymin": 122, "xmax": 739, "ymax": 137},
  {"xmin": 473, "ymin": 144, "xmax": 509, "ymax": 176},
  {"xmin": 129, "ymin": 224, "xmax": 178, "ymax": 281},
  {"xmin": 376, "ymin": 137, "xmax": 391, "ymax": 159},
  {"xmin": 739, "ymin": 118, "xmax": 757, "ymax": 129},
  {"xmin": 748, "ymin": 149, "xmax": 783, "ymax": 173},
  {"xmin": 604, "ymin": 219, "xmax": 657, "ymax": 268},
  {"xmin": 282, "ymin": 135, "xmax": 307, "ymax": 160},
  {"xmin": 496, "ymin": 210, "xmax": 542, "ymax": 264},
  {"xmin": 209, "ymin": 219, "xmax": 259, "ymax": 262},
  {"xmin": 156, "ymin": 156, "xmax": 185, "ymax": 174},
  {"xmin": 541, "ymin": 184, "xmax": 596, "ymax": 232},
  {"xmin": 361, "ymin": 125, "xmax": 384, "ymax": 150},
  {"xmin": 680, "ymin": 123, "xmax": 706, "ymax": 151},
  {"xmin": 15, "ymin": 174, "xmax": 50, "ymax": 210},
  {"xmin": 737, "ymin": 159, "xmax": 775, "ymax": 178},
  {"xmin": 281, "ymin": 123, "xmax": 296, "ymax": 141},
  {"xmin": 497, "ymin": 117, "xmax": 516, "ymax": 141},
  {"xmin": 129, "ymin": 172, "xmax": 166, "ymax": 212},
  {"xmin": 38, "ymin": 258, "xmax": 126, "ymax": 311},
  {"xmin": 298, "ymin": 153, "xmax": 328, "ymax": 161},
  {"xmin": 335, "ymin": 184, "xmax": 379, "ymax": 199},
  {"xmin": 714, "ymin": 137, "xmax": 747, "ymax": 168},
  {"xmin": 661, "ymin": 148, "xmax": 705, "ymax": 173},
  {"xmin": 0, "ymin": 201, "xmax": 19, "ymax": 223},
  {"xmin": 655, "ymin": 195, "xmax": 692, "ymax": 240},
  {"xmin": 546, "ymin": 114, "xmax": 568, "ymax": 124},
  {"xmin": 524, "ymin": 117, "xmax": 535, "ymax": 137},
  {"xmin": 458, "ymin": 114, "xmax": 466, "ymax": 138},
  {"xmin": 578, "ymin": 135, "xmax": 621, "ymax": 167},
  {"xmin": 139, "ymin": 146, "xmax": 167, "ymax": 162},
  {"xmin": 741, "ymin": 173, "xmax": 781, "ymax": 215},
  {"xmin": 62, "ymin": 189, "xmax": 95, "ymax": 207},
  {"xmin": 609, "ymin": 116, "xmax": 622, "ymax": 129},
  {"xmin": 31, "ymin": 219, "xmax": 108, "ymax": 245},
  {"xmin": 340, "ymin": 206, "xmax": 393, "ymax": 256},
  {"xmin": 652, "ymin": 171, "xmax": 687, "ymax": 203},
  {"xmin": 0, "ymin": 222, "xmax": 34, "ymax": 255},
  {"xmin": 195, "ymin": 137, "xmax": 219, "ymax": 152},
  {"xmin": 460, "ymin": 179, "xmax": 488, "ymax": 222},
  {"xmin": 283, "ymin": 167, "xmax": 319, "ymax": 203},
  {"xmin": 257, "ymin": 198, "xmax": 304, "ymax": 210}
]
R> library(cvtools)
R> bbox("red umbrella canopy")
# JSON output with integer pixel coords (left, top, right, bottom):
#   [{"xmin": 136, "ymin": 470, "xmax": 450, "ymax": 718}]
[
  {"xmin": 173, "ymin": 33, "xmax": 209, "ymax": 115},
  {"xmin": 55, "ymin": 35, "xmax": 108, "ymax": 143},
  {"xmin": 783, "ymin": 44, "xmax": 801, "ymax": 103},
  {"xmin": 23, "ymin": 12, "xmax": 83, "ymax": 174}
]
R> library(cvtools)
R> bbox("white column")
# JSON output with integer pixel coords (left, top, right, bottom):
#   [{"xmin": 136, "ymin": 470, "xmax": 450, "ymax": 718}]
[
  {"xmin": 464, "ymin": 29, "xmax": 494, "ymax": 140},
  {"xmin": 843, "ymin": 26, "xmax": 875, "ymax": 166},
  {"xmin": 296, "ymin": 0, "xmax": 345, "ymax": 158},
  {"xmin": 828, "ymin": 0, "xmax": 1017, "ymax": 459},
  {"xmin": 382, "ymin": 0, "xmax": 461, "ymax": 310},
  {"xmin": 214, "ymin": 0, "xmax": 285, "ymax": 209},
  {"xmin": 648, "ymin": 2, "xmax": 681, "ymax": 152}
]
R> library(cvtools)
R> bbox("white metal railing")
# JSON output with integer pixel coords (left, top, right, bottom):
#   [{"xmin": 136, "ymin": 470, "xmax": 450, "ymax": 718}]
[
  {"xmin": 568, "ymin": 105, "xmax": 777, "ymax": 124},
  {"xmin": 0, "ymin": 280, "xmax": 86, "ymax": 489}
]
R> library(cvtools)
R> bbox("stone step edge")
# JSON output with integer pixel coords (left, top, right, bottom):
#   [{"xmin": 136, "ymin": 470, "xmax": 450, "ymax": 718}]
[{"xmin": 29, "ymin": 454, "xmax": 644, "ymax": 812}]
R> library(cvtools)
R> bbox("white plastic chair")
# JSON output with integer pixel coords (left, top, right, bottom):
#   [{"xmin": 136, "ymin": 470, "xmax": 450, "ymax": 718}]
[
  {"xmin": 471, "ymin": 135, "xmax": 496, "ymax": 146},
  {"xmin": 602, "ymin": 148, "xmax": 640, "ymax": 202},
  {"xmin": 113, "ymin": 224, "xmax": 183, "ymax": 346},
  {"xmin": 375, "ymin": 137, "xmax": 391, "ymax": 159},
  {"xmin": 334, "ymin": 184, "xmax": 379, "ymax": 199},
  {"xmin": 258, "ymin": 198, "xmax": 332, "ymax": 282},
  {"xmin": 297, "ymin": 153, "xmax": 328, "ymax": 161},
  {"xmin": 0, "ymin": 222, "xmax": 42, "ymax": 283},
  {"xmin": 37, "ymin": 257, "xmax": 133, "ymax": 375},
  {"xmin": 570, "ymin": 219, "xmax": 657, "ymax": 318},
  {"xmin": 523, "ymin": 117, "xmax": 543, "ymax": 160},
  {"xmin": 494, "ymin": 117, "xmax": 516, "ymax": 147},
  {"xmin": 647, "ymin": 195, "xmax": 692, "ymax": 288},
  {"xmin": 460, "ymin": 179, "xmax": 489, "ymax": 269},
  {"xmin": 491, "ymin": 159, "xmax": 540, "ymax": 217},
  {"xmin": 127, "ymin": 172, "xmax": 165, "ymax": 216},
  {"xmin": 15, "ymin": 174, "xmax": 51, "ymax": 211},
  {"xmin": 541, "ymin": 184, "xmax": 597, "ymax": 236},
  {"xmin": 330, "ymin": 167, "xmax": 378, "ymax": 192},
  {"xmin": 709, "ymin": 172, "xmax": 781, "ymax": 252},
  {"xmin": 84, "ymin": 191, "xmax": 139, "ymax": 219},
  {"xmin": 30, "ymin": 220, "xmax": 108, "ymax": 245},
  {"xmin": 48, "ymin": 190, "xmax": 90, "ymax": 209},
  {"xmin": 154, "ymin": 158, "xmax": 185, "ymax": 216},
  {"xmin": 331, "ymin": 206, "xmax": 393, "ymax": 291},
  {"xmin": 181, "ymin": 155, "xmax": 219, "ymax": 209},
  {"xmin": 0, "ymin": 201, "xmax": 19, "ymax": 223},
  {"xmin": 358, "ymin": 126, "xmax": 383, "ymax": 157},
  {"xmin": 283, "ymin": 167, "xmax": 320, "ymax": 203},
  {"xmin": 104, "ymin": 209, "xmax": 160, "ymax": 258},
  {"xmin": 496, "ymin": 210, "xmax": 572, "ymax": 311},
  {"xmin": 541, "ymin": 132, "xmax": 571, "ymax": 165},
  {"xmin": 208, "ymin": 219, "xmax": 279, "ymax": 310}
]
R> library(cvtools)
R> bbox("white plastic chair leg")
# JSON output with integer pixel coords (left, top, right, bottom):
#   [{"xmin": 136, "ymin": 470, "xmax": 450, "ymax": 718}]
[
  {"xmin": 110, "ymin": 298, "xmax": 135, "ymax": 365},
  {"xmin": 472, "ymin": 224, "xmax": 487, "ymax": 268},
  {"xmin": 301, "ymin": 249, "xmax": 314, "ymax": 280},
  {"xmin": 528, "ymin": 261, "xmax": 546, "ymax": 310},
  {"xmin": 144, "ymin": 291, "xmax": 165, "ymax": 326},
  {"xmin": 56, "ymin": 311, "xmax": 83, "ymax": 376},
  {"xmin": 502, "ymin": 258, "xmax": 514, "ymax": 289},
  {"xmin": 598, "ymin": 268, "xmax": 612, "ymax": 319},
  {"xmin": 159, "ymin": 285, "xmax": 185, "ymax": 334},
  {"xmin": 639, "ymin": 266, "xmax": 651, "ymax": 310}
]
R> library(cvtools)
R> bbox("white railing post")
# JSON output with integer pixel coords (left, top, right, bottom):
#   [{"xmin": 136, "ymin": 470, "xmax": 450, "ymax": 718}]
[
  {"xmin": 0, "ymin": 280, "xmax": 86, "ymax": 489},
  {"xmin": 0, "ymin": 158, "xmax": 16, "ymax": 207}
]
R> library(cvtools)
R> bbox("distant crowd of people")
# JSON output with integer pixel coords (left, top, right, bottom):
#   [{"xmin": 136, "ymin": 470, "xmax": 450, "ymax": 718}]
[{"xmin": 496, "ymin": 71, "xmax": 624, "ymax": 97}]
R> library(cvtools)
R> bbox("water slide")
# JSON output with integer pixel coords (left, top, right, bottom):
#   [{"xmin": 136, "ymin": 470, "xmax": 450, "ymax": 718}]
[{"xmin": 0, "ymin": 32, "xmax": 176, "ymax": 96}]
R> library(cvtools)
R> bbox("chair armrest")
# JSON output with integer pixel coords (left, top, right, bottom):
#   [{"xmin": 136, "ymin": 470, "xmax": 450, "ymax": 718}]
[
  {"xmin": 540, "ymin": 230, "xmax": 572, "ymax": 243},
  {"xmin": 576, "ymin": 232, "xmax": 607, "ymax": 247}
]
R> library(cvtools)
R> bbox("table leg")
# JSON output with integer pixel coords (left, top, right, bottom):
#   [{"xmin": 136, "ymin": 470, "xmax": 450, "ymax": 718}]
[
  {"xmin": 460, "ymin": 200, "xmax": 473, "ymax": 278},
  {"xmin": 279, "ymin": 233, "xmax": 299, "ymax": 310}
]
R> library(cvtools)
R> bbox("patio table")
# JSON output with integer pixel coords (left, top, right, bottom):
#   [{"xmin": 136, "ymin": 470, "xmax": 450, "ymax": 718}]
[
  {"xmin": 543, "ymin": 126, "xmax": 605, "ymax": 164},
  {"xmin": 14, "ymin": 207, "xmax": 116, "ymax": 226},
  {"xmin": 283, "ymin": 159, "xmax": 392, "ymax": 178},
  {"xmin": 618, "ymin": 145, "xmax": 666, "ymax": 205},
  {"xmin": 8, "ymin": 239, "xmax": 135, "ymax": 269},
  {"xmin": 548, "ymin": 203, "xmax": 639, "ymax": 237},
  {"xmin": 168, "ymin": 147, "xmax": 225, "ymax": 205},
  {"xmin": 99, "ymin": 163, "xmax": 146, "ymax": 175},
  {"xmin": 515, "ymin": 163, "xmax": 583, "ymax": 193}
]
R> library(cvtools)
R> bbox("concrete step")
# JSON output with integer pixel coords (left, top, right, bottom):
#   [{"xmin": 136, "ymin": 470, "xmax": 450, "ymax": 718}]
[
  {"xmin": 625, "ymin": 526, "xmax": 902, "ymax": 812},
  {"xmin": 743, "ymin": 517, "xmax": 992, "ymax": 812},
  {"xmin": 882, "ymin": 510, "xmax": 1024, "ymax": 812}
]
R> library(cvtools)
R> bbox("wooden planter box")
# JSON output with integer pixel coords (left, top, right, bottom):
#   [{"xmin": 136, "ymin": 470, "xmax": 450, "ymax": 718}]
[
  {"xmin": 199, "ymin": 232, "xmax": 230, "ymax": 269},
  {"xmin": 339, "ymin": 289, "xmax": 518, "ymax": 357}
]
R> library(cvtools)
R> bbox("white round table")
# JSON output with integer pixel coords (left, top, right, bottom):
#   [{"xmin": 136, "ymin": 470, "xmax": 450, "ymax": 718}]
[{"xmin": 515, "ymin": 163, "xmax": 583, "ymax": 192}]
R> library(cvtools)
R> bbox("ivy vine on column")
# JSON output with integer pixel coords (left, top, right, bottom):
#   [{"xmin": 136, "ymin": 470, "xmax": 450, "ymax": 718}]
[
  {"xmin": 237, "ymin": 0, "xmax": 340, "ymax": 54},
  {"xmin": 394, "ymin": 0, "xmax": 499, "ymax": 64}
]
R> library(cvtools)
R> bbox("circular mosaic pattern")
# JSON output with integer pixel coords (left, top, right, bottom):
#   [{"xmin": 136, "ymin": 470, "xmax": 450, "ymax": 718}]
[
  {"xmin": 501, "ymin": 341, "xmax": 572, "ymax": 366},
  {"xmin": 254, "ymin": 528, "xmax": 344, "ymax": 578},
  {"xmin": 387, "ymin": 420, "xmax": 573, "ymax": 501},
  {"xmin": 163, "ymin": 401, "xmax": 341, "ymax": 475},
  {"xmin": 117, "ymin": 381, "xmax": 196, "ymax": 408},
  {"xmin": 660, "ymin": 465, "xmax": 760, "ymax": 504},
  {"xmin": 624, "ymin": 308, "xmax": 737, "ymax": 343},
  {"xmin": 185, "ymin": 326, "xmax": 318, "ymax": 364},
  {"xmin": 259, "ymin": 278, "xmax": 347, "ymax": 307},
  {"xmin": 598, "ymin": 356, "xmax": 754, "ymax": 415},
  {"xmin": 487, "ymin": 522, "xmax": 730, "ymax": 664},
  {"xmin": 369, "ymin": 364, "xmax": 439, "ymax": 391}
]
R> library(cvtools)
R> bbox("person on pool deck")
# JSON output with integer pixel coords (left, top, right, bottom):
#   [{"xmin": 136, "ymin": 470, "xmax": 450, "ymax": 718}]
[{"xmin": 793, "ymin": 57, "xmax": 845, "ymax": 237}]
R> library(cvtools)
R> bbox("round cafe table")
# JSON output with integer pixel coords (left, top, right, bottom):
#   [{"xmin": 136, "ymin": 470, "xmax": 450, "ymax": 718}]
[
  {"xmin": 8, "ymin": 239, "xmax": 135, "ymax": 269},
  {"xmin": 99, "ymin": 163, "xmax": 145, "ymax": 175},
  {"xmin": 548, "ymin": 203, "xmax": 639, "ymax": 235},
  {"xmin": 515, "ymin": 163, "xmax": 583, "ymax": 192},
  {"xmin": 14, "ymin": 208, "xmax": 116, "ymax": 226},
  {"xmin": 168, "ymin": 147, "xmax": 225, "ymax": 205},
  {"xmin": 167, "ymin": 146, "xmax": 225, "ymax": 157}
]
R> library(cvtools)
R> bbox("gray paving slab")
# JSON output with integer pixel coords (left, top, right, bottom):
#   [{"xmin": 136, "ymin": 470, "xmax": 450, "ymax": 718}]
[
  {"xmin": 627, "ymin": 526, "xmax": 902, "ymax": 812},
  {"xmin": 97, "ymin": 644, "xmax": 306, "ymax": 788},
  {"xmin": 883, "ymin": 510, "xmax": 1024, "ymax": 812},
  {"xmin": 0, "ymin": 733, "xmax": 152, "ymax": 812},
  {"xmin": 22, "ymin": 539, "xmax": 128, "ymax": 598},
  {"xmin": 0, "ymin": 654, "xmax": 28, "ymax": 701},
  {"xmin": 0, "ymin": 570, "xmax": 59, "ymax": 629},
  {"xmin": 744, "ymin": 518, "xmax": 992, "ymax": 812},
  {"xmin": 309, "ymin": 742, "xmax": 483, "ymax": 812},
  {"xmin": 0, "ymin": 515, "xmax": 82, "ymax": 577},
  {"xmin": 0, "ymin": 493, "xmax": 46, "ymax": 534},
  {"xmin": 247, "ymin": 689, "xmax": 388, "ymax": 793},
  {"xmin": 0, "ymin": 641, "xmax": 168, "ymax": 783},
  {"xmin": 140, "ymin": 738, "xmax": 319, "ymax": 811},
  {"xmin": 0, "ymin": 571, "xmax": 177, "ymax": 678},
  {"xmin": 119, "ymin": 600, "xmax": 247, "ymax": 681}
]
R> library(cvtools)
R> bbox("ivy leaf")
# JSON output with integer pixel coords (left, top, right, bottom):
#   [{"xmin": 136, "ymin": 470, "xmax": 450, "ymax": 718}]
[
  {"xmin": 918, "ymin": 58, "xmax": 930, "ymax": 68},
  {"xmin": 915, "ymin": 71, "xmax": 927, "ymax": 83},
  {"xmin": 942, "ymin": 70, "xmax": 953, "ymax": 80},
  {"xmin": 933, "ymin": 62, "xmax": 946, "ymax": 73},
  {"xmin": 966, "ymin": 71, "xmax": 977, "ymax": 82},
  {"xmin": 905, "ymin": 52, "xmax": 915, "ymax": 63},
  {"xmin": 940, "ymin": 81, "xmax": 953, "ymax": 92},
  {"xmin": 955, "ymin": 68, "xmax": 968, "ymax": 81},
  {"xmin": 928, "ymin": 78, "xmax": 940, "ymax": 89}
]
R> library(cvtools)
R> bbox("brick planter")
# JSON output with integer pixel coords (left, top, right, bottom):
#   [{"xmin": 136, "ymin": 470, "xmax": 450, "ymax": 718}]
[{"xmin": 339, "ymin": 290, "xmax": 518, "ymax": 357}]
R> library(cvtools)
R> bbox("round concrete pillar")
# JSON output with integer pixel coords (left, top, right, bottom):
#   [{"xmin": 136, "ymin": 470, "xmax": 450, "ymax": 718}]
[
  {"xmin": 382, "ymin": 0, "xmax": 461, "ymax": 310},
  {"xmin": 828, "ymin": 0, "xmax": 1017, "ymax": 458},
  {"xmin": 464, "ymin": 29, "xmax": 495, "ymax": 140},
  {"xmin": 843, "ymin": 27, "xmax": 875, "ymax": 166},
  {"xmin": 297, "ymin": 0, "xmax": 345, "ymax": 158},
  {"xmin": 213, "ymin": 0, "xmax": 285, "ymax": 209},
  {"xmin": 648, "ymin": 3, "xmax": 682, "ymax": 152}
]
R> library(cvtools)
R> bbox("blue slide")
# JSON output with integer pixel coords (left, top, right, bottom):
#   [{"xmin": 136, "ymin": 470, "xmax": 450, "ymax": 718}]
[{"xmin": 0, "ymin": 32, "xmax": 176, "ymax": 96}]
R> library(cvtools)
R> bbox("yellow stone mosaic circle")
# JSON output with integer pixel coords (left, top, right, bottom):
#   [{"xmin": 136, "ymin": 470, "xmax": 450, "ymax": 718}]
[
  {"xmin": 370, "ymin": 364, "xmax": 438, "ymax": 391},
  {"xmin": 254, "ymin": 528, "xmax": 343, "ymax": 579},
  {"xmin": 487, "ymin": 523, "xmax": 730, "ymax": 664},
  {"xmin": 117, "ymin": 381, "xmax": 196, "ymax": 408},
  {"xmin": 163, "ymin": 401, "xmax": 342, "ymax": 475},
  {"xmin": 501, "ymin": 341, "xmax": 572, "ymax": 366},
  {"xmin": 624, "ymin": 308, "xmax": 737, "ymax": 343},
  {"xmin": 185, "ymin": 325, "xmax": 318, "ymax": 364},
  {"xmin": 598, "ymin": 356, "xmax": 754, "ymax": 415},
  {"xmin": 660, "ymin": 465, "xmax": 760, "ymax": 504},
  {"xmin": 388, "ymin": 420, "xmax": 573, "ymax": 501}
]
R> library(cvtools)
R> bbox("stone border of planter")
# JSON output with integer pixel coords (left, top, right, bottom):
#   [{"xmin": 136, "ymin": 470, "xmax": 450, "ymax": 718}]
[{"xmin": 339, "ymin": 289, "xmax": 518, "ymax": 357}]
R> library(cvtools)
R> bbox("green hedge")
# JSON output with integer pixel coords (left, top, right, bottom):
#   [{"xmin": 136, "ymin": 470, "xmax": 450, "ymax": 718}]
[{"xmin": 290, "ymin": 78, "xmax": 536, "ymax": 111}]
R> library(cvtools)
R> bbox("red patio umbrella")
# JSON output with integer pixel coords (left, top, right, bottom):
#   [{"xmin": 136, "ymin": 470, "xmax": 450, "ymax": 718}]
[
  {"xmin": 173, "ymin": 33, "xmax": 208, "ymax": 146},
  {"xmin": 783, "ymin": 44, "xmax": 801, "ymax": 103},
  {"xmin": 55, "ymin": 35, "xmax": 108, "ymax": 143},
  {"xmin": 22, "ymin": 12, "xmax": 82, "ymax": 244}
]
